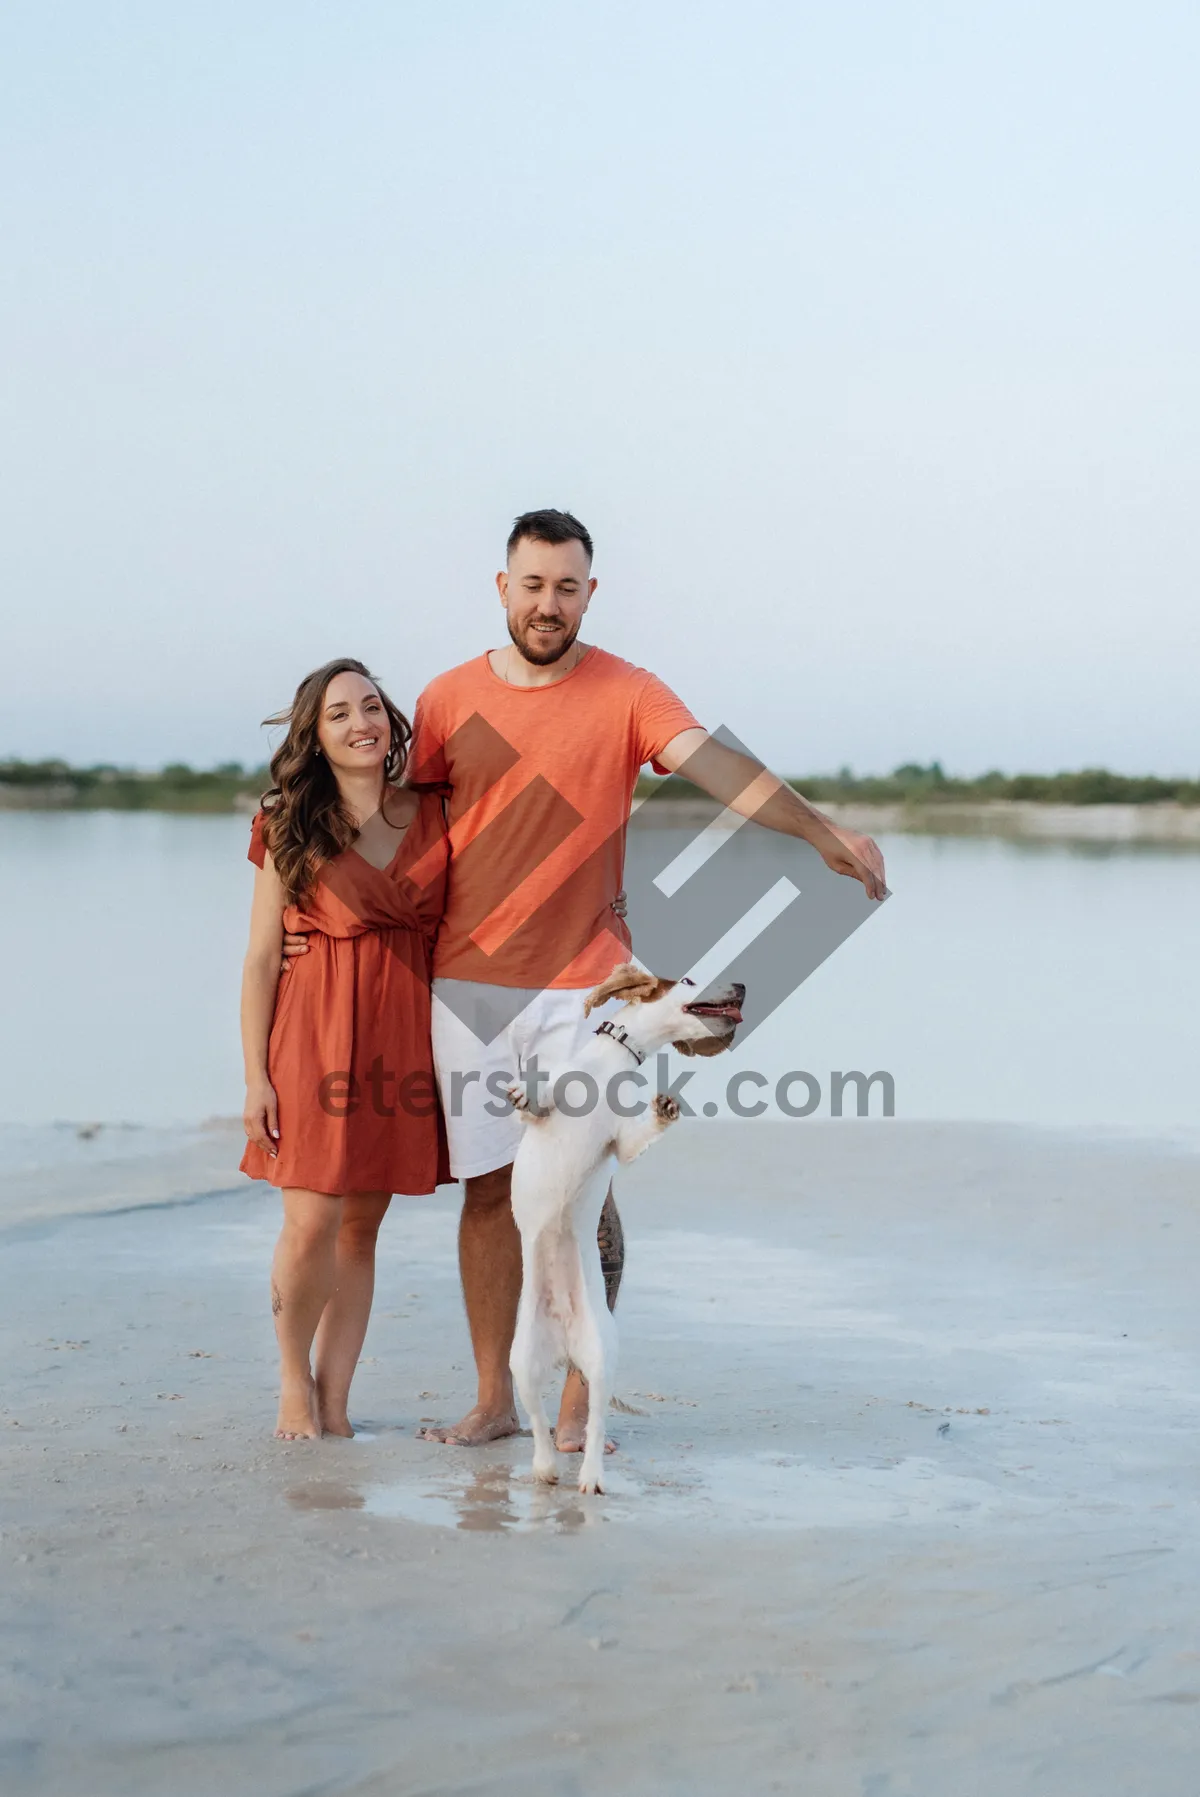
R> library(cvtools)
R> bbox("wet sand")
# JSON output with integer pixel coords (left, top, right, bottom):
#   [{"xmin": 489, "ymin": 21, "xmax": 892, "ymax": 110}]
[{"xmin": 3, "ymin": 1120, "xmax": 1199, "ymax": 1795}]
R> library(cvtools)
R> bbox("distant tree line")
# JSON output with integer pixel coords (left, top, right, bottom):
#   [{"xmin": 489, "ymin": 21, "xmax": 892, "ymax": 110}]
[
  {"xmin": 0, "ymin": 759, "xmax": 269, "ymax": 811},
  {"xmin": 2, "ymin": 757, "xmax": 1198, "ymax": 810},
  {"xmin": 643, "ymin": 760, "xmax": 1200, "ymax": 806}
]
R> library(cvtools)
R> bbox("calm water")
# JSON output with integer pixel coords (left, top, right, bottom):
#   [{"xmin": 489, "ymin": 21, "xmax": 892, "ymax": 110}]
[{"xmin": 2, "ymin": 810, "xmax": 1197, "ymax": 1141}]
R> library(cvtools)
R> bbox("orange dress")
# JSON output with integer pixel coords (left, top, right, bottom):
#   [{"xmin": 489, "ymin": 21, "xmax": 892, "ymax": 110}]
[{"xmin": 239, "ymin": 795, "xmax": 451, "ymax": 1197}]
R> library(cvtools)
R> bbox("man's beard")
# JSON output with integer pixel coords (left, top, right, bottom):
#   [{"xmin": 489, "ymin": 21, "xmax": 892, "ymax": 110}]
[{"xmin": 506, "ymin": 613, "xmax": 581, "ymax": 666}]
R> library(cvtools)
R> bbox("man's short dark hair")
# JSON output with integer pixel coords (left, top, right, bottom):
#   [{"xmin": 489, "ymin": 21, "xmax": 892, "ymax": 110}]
[{"xmin": 506, "ymin": 508, "xmax": 594, "ymax": 565}]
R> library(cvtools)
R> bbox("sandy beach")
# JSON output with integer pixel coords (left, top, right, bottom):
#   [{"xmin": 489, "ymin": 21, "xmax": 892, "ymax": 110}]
[{"xmin": 3, "ymin": 1119, "xmax": 1198, "ymax": 1795}]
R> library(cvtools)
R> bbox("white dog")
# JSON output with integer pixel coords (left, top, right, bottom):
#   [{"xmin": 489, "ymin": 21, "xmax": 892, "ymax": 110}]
[{"xmin": 506, "ymin": 964, "xmax": 745, "ymax": 1495}]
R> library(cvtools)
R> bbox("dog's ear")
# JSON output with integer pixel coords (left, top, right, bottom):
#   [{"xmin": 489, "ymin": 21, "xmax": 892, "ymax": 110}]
[
  {"xmin": 672, "ymin": 1029, "xmax": 734, "ymax": 1058},
  {"xmin": 583, "ymin": 962, "xmax": 663, "ymax": 1015}
]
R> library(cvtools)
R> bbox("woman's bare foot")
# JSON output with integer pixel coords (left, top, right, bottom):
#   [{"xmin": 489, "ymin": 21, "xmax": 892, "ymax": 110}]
[
  {"xmin": 418, "ymin": 1405, "xmax": 520, "ymax": 1446},
  {"xmin": 275, "ymin": 1373, "xmax": 321, "ymax": 1440},
  {"xmin": 315, "ymin": 1379, "xmax": 354, "ymax": 1438}
]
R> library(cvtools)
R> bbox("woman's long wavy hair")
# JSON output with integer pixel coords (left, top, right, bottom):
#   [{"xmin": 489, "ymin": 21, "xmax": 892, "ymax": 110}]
[{"xmin": 259, "ymin": 658, "xmax": 412, "ymax": 906}]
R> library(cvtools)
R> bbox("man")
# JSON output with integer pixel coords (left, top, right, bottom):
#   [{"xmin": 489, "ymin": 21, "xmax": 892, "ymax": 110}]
[{"xmin": 286, "ymin": 509, "xmax": 885, "ymax": 1449}]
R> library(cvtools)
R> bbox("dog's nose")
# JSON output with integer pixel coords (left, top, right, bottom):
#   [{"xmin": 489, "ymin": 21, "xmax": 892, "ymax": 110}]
[{"xmin": 731, "ymin": 982, "xmax": 746, "ymax": 1001}]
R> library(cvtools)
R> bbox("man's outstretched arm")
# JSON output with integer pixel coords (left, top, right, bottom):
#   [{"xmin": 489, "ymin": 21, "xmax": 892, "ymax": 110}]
[{"xmin": 655, "ymin": 728, "xmax": 887, "ymax": 902}]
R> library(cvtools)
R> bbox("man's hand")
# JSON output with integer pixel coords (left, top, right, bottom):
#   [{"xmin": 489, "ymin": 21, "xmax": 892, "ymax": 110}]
[
  {"xmin": 280, "ymin": 929, "xmax": 310, "ymax": 972},
  {"xmin": 611, "ymin": 889, "xmax": 628, "ymax": 920},
  {"xmin": 822, "ymin": 828, "xmax": 887, "ymax": 902},
  {"xmin": 656, "ymin": 729, "xmax": 888, "ymax": 901}
]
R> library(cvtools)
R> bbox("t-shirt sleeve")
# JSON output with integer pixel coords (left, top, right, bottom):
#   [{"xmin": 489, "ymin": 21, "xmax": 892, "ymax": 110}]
[
  {"xmin": 633, "ymin": 671, "xmax": 704, "ymax": 774},
  {"xmin": 407, "ymin": 684, "xmax": 452, "ymax": 790},
  {"xmin": 247, "ymin": 809, "xmax": 267, "ymax": 869}
]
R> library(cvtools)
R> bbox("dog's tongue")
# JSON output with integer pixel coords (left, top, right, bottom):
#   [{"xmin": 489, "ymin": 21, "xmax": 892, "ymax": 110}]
[{"xmin": 692, "ymin": 1001, "xmax": 743, "ymax": 1023}]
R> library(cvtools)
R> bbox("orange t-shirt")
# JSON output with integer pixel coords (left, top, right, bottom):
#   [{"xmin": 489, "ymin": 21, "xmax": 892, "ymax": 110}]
[{"xmin": 408, "ymin": 646, "xmax": 702, "ymax": 989}]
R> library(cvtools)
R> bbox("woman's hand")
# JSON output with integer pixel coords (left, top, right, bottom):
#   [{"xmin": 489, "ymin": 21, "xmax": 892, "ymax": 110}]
[{"xmin": 244, "ymin": 1077, "xmax": 280, "ymax": 1157}]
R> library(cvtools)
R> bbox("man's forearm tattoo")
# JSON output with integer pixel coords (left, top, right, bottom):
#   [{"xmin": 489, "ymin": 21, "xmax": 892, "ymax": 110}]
[
  {"xmin": 596, "ymin": 1192, "xmax": 625, "ymax": 1312},
  {"xmin": 271, "ymin": 1282, "xmax": 283, "ymax": 1316}
]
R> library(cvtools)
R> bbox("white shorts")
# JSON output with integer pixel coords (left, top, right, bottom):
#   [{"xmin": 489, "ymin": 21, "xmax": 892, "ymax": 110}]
[{"xmin": 430, "ymin": 979, "xmax": 623, "ymax": 1180}]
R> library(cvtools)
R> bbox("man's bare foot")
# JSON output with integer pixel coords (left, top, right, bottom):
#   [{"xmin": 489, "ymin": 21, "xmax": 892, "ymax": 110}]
[
  {"xmin": 418, "ymin": 1405, "xmax": 520, "ymax": 1446},
  {"xmin": 556, "ymin": 1374, "xmax": 616, "ymax": 1454},
  {"xmin": 275, "ymin": 1374, "xmax": 321, "ymax": 1440},
  {"xmin": 554, "ymin": 1424, "xmax": 617, "ymax": 1455}
]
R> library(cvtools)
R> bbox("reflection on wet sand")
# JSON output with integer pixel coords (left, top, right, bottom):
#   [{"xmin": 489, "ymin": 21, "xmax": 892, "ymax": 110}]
[
  {"xmin": 285, "ymin": 1448, "xmax": 1014, "ymax": 1535},
  {"xmin": 365, "ymin": 1459, "xmax": 618, "ymax": 1533}
]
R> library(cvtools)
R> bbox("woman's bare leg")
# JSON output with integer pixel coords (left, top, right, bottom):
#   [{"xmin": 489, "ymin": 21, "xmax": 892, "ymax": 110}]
[
  {"xmin": 313, "ymin": 1191, "xmax": 392, "ymax": 1437},
  {"xmin": 272, "ymin": 1187, "xmax": 342, "ymax": 1439}
]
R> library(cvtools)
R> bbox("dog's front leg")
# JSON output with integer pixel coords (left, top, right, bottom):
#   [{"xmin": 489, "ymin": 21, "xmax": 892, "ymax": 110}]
[
  {"xmin": 505, "ymin": 1079, "xmax": 555, "ymax": 1123},
  {"xmin": 614, "ymin": 1092, "xmax": 681, "ymax": 1165}
]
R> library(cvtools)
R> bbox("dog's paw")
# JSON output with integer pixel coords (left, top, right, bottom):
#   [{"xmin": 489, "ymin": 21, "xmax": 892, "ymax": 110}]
[
  {"xmin": 652, "ymin": 1093, "xmax": 681, "ymax": 1125},
  {"xmin": 578, "ymin": 1473, "xmax": 605, "ymax": 1496},
  {"xmin": 532, "ymin": 1458, "xmax": 559, "ymax": 1485}
]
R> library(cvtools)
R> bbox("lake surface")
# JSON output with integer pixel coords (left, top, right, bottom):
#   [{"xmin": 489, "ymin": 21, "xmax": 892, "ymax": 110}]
[{"xmin": 2, "ymin": 810, "xmax": 1197, "ymax": 1144}]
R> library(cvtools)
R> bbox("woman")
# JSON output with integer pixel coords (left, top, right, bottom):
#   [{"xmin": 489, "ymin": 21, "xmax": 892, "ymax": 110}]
[{"xmin": 240, "ymin": 658, "xmax": 448, "ymax": 1440}]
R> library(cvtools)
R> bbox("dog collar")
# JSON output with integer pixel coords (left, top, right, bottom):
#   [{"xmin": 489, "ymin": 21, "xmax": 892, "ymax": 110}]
[{"xmin": 595, "ymin": 1019, "xmax": 646, "ymax": 1065}]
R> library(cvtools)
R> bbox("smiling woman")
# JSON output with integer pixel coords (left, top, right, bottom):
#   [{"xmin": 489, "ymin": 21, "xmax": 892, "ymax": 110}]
[
  {"xmin": 237, "ymin": 658, "xmax": 449, "ymax": 1443},
  {"xmin": 257, "ymin": 658, "xmax": 414, "ymax": 905}
]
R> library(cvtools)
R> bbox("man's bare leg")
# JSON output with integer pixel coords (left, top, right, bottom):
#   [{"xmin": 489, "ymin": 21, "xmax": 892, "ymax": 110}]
[
  {"xmin": 555, "ymin": 1186, "xmax": 622, "ymax": 1454},
  {"xmin": 419, "ymin": 1164, "xmax": 521, "ymax": 1445}
]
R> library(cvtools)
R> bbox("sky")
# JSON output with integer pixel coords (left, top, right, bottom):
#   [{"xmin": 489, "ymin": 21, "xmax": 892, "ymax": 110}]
[{"xmin": 2, "ymin": 1, "xmax": 1197, "ymax": 777}]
